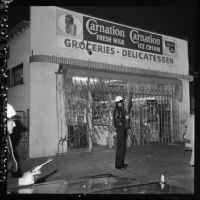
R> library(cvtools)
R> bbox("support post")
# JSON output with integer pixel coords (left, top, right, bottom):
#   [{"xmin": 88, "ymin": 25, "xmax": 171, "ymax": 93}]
[{"xmin": 88, "ymin": 79, "xmax": 93, "ymax": 151}]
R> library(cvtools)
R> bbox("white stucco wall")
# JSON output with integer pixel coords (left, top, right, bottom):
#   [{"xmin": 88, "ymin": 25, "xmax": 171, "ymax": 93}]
[
  {"xmin": 30, "ymin": 6, "xmax": 56, "ymax": 55},
  {"xmin": 29, "ymin": 62, "xmax": 59, "ymax": 158},
  {"xmin": 7, "ymin": 29, "xmax": 31, "ymax": 112}
]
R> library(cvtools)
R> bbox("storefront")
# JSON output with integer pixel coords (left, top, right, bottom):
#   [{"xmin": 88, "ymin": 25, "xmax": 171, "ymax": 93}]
[{"xmin": 8, "ymin": 7, "xmax": 193, "ymax": 158}]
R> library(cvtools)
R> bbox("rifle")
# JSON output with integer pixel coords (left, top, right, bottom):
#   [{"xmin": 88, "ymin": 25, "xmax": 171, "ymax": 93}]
[
  {"xmin": 127, "ymin": 94, "xmax": 133, "ymax": 114},
  {"xmin": 125, "ymin": 93, "xmax": 133, "ymax": 130}
]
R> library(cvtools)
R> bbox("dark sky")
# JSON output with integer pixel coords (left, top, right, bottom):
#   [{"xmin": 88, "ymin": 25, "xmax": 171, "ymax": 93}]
[
  {"xmin": 8, "ymin": 5, "xmax": 199, "ymax": 72},
  {"xmin": 8, "ymin": 6, "xmax": 197, "ymax": 38}
]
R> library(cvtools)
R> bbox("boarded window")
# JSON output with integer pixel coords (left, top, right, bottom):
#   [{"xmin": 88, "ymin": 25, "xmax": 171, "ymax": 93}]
[{"xmin": 8, "ymin": 63, "xmax": 24, "ymax": 87}]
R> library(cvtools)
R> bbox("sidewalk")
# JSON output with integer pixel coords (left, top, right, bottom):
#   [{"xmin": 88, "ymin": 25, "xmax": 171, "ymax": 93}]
[{"xmin": 16, "ymin": 142, "xmax": 194, "ymax": 193}]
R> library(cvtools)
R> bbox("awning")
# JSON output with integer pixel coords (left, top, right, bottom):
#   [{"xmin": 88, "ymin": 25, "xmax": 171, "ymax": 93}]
[
  {"xmin": 29, "ymin": 55, "xmax": 189, "ymax": 102},
  {"xmin": 62, "ymin": 66, "xmax": 183, "ymax": 102},
  {"xmin": 30, "ymin": 55, "xmax": 193, "ymax": 81},
  {"xmin": 63, "ymin": 66, "xmax": 182, "ymax": 86}
]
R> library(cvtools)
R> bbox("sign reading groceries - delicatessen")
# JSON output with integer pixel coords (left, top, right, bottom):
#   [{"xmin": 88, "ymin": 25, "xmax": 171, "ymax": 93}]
[{"xmin": 56, "ymin": 8, "xmax": 177, "ymax": 65}]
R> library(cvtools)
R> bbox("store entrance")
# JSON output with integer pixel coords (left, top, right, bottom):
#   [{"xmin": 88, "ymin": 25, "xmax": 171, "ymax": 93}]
[{"xmin": 56, "ymin": 71, "xmax": 179, "ymax": 153}]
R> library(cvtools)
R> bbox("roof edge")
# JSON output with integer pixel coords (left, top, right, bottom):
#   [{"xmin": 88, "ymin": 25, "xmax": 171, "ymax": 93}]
[{"xmin": 8, "ymin": 20, "xmax": 30, "ymax": 42}]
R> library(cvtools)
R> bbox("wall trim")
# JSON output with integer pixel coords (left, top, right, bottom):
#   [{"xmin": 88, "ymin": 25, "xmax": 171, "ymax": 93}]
[{"xmin": 29, "ymin": 55, "xmax": 193, "ymax": 81}]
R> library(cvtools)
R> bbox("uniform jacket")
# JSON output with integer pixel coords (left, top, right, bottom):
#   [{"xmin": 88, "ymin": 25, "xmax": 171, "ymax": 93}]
[
  {"xmin": 7, "ymin": 133, "xmax": 19, "ymax": 189},
  {"xmin": 113, "ymin": 105, "xmax": 127, "ymax": 128}
]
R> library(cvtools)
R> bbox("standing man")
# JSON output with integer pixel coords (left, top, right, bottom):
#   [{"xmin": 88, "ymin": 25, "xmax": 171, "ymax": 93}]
[
  {"xmin": 7, "ymin": 103, "xmax": 41, "ymax": 188},
  {"xmin": 113, "ymin": 96, "xmax": 129, "ymax": 169},
  {"xmin": 7, "ymin": 104, "xmax": 18, "ymax": 174}
]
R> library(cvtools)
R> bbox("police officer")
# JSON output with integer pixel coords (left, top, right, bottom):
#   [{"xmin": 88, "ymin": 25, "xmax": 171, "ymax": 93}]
[
  {"xmin": 113, "ymin": 96, "xmax": 129, "ymax": 169},
  {"xmin": 7, "ymin": 103, "xmax": 41, "ymax": 187}
]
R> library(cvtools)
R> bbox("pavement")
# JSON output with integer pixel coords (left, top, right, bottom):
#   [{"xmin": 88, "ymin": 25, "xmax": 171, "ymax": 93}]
[{"xmin": 12, "ymin": 142, "xmax": 194, "ymax": 194}]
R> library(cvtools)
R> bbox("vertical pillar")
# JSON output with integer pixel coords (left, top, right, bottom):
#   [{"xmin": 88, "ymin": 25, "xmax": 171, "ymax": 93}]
[
  {"xmin": 56, "ymin": 72, "xmax": 68, "ymax": 154},
  {"xmin": 62, "ymin": 73, "xmax": 68, "ymax": 153},
  {"xmin": 126, "ymin": 82, "xmax": 132, "ymax": 147},
  {"xmin": 88, "ymin": 79, "xmax": 93, "ymax": 151},
  {"xmin": 190, "ymin": 115, "xmax": 194, "ymax": 166},
  {"xmin": 108, "ymin": 93, "xmax": 113, "ymax": 148},
  {"xmin": 170, "ymin": 91, "xmax": 175, "ymax": 143}
]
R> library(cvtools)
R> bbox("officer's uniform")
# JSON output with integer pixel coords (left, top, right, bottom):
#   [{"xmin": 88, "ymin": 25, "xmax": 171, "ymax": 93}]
[{"xmin": 113, "ymin": 96, "xmax": 128, "ymax": 169}]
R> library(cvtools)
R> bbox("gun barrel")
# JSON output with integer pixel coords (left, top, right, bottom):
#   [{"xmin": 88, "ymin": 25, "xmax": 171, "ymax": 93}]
[{"xmin": 32, "ymin": 159, "xmax": 53, "ymax": 172}]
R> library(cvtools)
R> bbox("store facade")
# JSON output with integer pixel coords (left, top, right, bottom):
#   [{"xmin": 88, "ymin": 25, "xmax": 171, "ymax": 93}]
[{"xmin": 8, "ymin": 7, "xmax": 193, "ymax": 158}]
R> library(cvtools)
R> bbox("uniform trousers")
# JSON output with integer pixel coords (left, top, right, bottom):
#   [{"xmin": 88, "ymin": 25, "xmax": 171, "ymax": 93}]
[{"xmin": 115, "ymin": 126, "xmax": 127, "ymax": 167}]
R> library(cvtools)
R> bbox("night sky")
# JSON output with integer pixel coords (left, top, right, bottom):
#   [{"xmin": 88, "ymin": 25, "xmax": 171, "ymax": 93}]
[{"xmin": 8, "ymin": 4, "xmax": 199, "ymax": 72}]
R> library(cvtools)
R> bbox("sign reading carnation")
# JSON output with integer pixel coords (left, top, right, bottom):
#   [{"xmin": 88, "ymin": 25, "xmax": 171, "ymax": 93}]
[
  {"xmin": 56, "ymin": 8, "xmax": 177, "ymax": 65},
  {"xmin": 84, "ymin": 16, "xmax": 163, "ymax": 55}
]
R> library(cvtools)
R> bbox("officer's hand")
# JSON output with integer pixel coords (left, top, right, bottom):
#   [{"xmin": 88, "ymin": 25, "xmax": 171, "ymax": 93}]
[{"xmin": 18, "ymin": 170, "xmax": 41, "ymax": 186}]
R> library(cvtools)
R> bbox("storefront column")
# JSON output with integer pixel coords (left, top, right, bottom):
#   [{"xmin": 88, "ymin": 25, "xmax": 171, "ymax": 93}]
[
  {"xmin": 88, "ymin": 80, "xmax": 93, "ymax": 151},
  {"xmin": 126, "ymin": 82, "xmax": 132, "ymax": 147},
  {"xmin": 56, "ymin": 72, "xmax": 68, "ymax": 154},
  {"xmin": 170, "ymin": 97, "xmax": 174, "ymax": 143},
  {"xmin": 108, "ymin": 93, "xmax": 113, "ymax": 148}
]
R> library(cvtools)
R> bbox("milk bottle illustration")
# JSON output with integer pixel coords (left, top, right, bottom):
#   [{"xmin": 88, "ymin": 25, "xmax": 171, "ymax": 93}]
[{"xmin": 65, "ymin": 14, "xmax": 76, "ymax": 36}]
